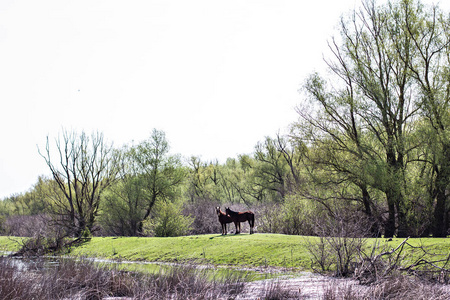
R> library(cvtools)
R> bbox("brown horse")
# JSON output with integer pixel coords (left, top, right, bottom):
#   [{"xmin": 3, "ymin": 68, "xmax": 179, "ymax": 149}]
[
  {"xmin": 216, "ymin": 206, "xmax": 233, "ymax": 235},
  {"xmin": 225, "ymin": 207, "xmax": 255, "ymax": 234}
]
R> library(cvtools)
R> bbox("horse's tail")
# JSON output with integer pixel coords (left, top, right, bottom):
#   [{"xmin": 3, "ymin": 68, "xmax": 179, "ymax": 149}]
[{"xmin": 250, "ymin": 212, "xmax": 255, "ymax": 228}]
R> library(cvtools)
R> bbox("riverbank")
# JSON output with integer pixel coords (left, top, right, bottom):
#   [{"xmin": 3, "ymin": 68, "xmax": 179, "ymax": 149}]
[
  {"xmin": 2, "ymin": 234, "xmax": 450, "ymax": 299},
  {"xmin": 3, "ymin": 255, "xmax": 450, "ymax": 299},
  {"xmin": 71, "ymin": 234, "xmax": 312, "ymax": 269}
]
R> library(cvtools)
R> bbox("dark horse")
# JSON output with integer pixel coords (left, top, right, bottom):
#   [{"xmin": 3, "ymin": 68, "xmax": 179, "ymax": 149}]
[
  {"xmin": 225, "ymin": 207, "xmax": 255, "ymax": 234},
  {"xmin": 216, "ymin": 206, "xmax": 233, "ymax": 235}
]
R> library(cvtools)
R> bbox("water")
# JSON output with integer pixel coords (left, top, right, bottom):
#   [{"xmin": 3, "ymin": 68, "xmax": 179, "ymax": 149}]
[
  {"xmin": 2, "ymin": 254, "xmax": 366, "ymax": 299},
  {"xmin": 87, "ymin": 257, "xmax": 285, "ymax": 282},
  {"xmin": 3, "ymin": 254, "xmax": 278, "ymax": 283}
]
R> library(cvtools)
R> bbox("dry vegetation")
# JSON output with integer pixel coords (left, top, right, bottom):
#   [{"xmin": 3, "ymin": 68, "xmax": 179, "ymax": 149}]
[
  {"xmin": 322, "ymin": 276, "xmax": 450, "ymax": 300},
  {"xmin": 0, "ymin": 257, "xmax": 250, "ymax": 300}
]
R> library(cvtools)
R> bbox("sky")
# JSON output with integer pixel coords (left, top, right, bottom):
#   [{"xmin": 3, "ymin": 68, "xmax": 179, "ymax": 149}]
[{"xmin": 0, "ymin": 0, "xmax": 447, "ymax": 199}]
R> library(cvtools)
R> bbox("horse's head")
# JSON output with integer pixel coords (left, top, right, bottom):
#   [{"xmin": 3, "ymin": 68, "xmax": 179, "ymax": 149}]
[
  {"xmin": 216, "ymin": 206, "xmax": 221, "ymax": 216},
  {"xmin": 225, "ymin": 207, "xmax": 231, "ymax": 215}
]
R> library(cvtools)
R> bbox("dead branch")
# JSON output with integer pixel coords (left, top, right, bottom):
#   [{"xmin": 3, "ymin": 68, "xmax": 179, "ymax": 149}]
[{"xmin": 356, "ymin": 237, "xmax": 450, "ymax": 284}]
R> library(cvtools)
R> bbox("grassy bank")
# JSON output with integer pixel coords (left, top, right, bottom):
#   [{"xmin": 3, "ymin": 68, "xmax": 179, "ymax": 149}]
[
  {"xmin": 0, "ymin": 236, "xmax": 22, "ymax": 253},
  {"xmin": 1, "ymin": 234, "xmax": 450, "ymax": 271},
  {"xmin": 72, "ymin": 234, "xmax": 313, "ymax": 269}
]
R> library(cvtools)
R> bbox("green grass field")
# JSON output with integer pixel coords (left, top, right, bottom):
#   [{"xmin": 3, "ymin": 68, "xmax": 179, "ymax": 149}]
[
  {"xmin": 1, "ymin": 234, "xmax": 450, "ymax": 271},
  {"xmin": 0, "ymin": 236, "xmax": 23, "ymax": 253},
  {"xmin": 71, "ymin": 234, "xmax": 314, "ymax": 269}
]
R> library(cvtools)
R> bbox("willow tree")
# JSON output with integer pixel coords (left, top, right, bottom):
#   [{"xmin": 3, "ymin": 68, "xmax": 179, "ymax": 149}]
[
  {"xmin": 100, "ymin": 145, "xmax": 148, "ymax": 236},
  {"xmin": 399, "ymin": 1, "xmax": 450, "ymax": 237},
  {"xmin": 129, "ymin": 129, "xmax": 185, "ymax": 234},
  {"xmin": 39, "ymin": 130, "xmax": 119, "ymax": 237},
  {"xmin": 298, "ymin": 0, "xmax": 449, "ymax": 237}
]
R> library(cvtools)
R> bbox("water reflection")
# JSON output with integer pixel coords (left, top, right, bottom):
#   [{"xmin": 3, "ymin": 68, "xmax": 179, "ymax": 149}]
[{"xmin": 4, "ymin": 256, "xmax": 60, "ymax": 272}]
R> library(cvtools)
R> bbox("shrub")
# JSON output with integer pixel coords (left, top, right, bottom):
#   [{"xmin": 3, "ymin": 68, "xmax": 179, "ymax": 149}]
[
  {"xmin": 3, "ymin": 215, "xmax": 48, "ymax": 237},
  {"xmin": 306, "ymin": 210, "xmax": 371, "ymax": 277},
  {"xmin": 143, "ymin": 201, "xmax": 194, "ymax": 237},
  {"xmin": 256, "ymin": 196, "xmax": 314, "ymax": 235},
  {"xmin": 256, "ymin": 202, "xmax": 283, "ymax": 233},
  {"xmin": 183, "ymin": 198, "xmax": 221, "ymax": 235}
]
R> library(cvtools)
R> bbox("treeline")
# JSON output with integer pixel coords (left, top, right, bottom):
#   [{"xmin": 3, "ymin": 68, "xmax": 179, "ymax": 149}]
[
  {"xmin": 2, "ymin": 0, "xmax": 450, "ymax": 239},
  {"xmin": 0, "ymin": 129, "xmax": 308, "ymax": 238}
]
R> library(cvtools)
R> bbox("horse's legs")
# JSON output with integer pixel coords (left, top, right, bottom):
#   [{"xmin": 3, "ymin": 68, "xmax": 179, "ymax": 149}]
[
  {"xmin": 247, "ymin": 215, "xmax": 254, "ymax": 234},
  {"xmin": 234, "ymin": 221, "xmax": 239, "ymax": 234}
]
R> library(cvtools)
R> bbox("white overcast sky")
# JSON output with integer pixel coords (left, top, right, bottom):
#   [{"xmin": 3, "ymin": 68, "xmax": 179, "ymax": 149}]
[{"xmin": 0, "ymin": 0, "xmax": 447, "ymax": 198}]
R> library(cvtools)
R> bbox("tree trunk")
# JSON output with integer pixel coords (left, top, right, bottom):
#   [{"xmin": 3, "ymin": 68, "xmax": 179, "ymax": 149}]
[
  {"xmin": 433, "ymin": 189, "xmax": 447, "ymax": 237},
  {"xmin": 361, "ymin": 186, "xmax": 381, "ymax": 237},
  {"xmin": 433, "ymin": 167, "xmax": 450, "ymax": 236},
  {"xmin": 396, "ymin": 202, "xmax": 408, "ymax": 238},
  {"xmin": 385, "ymin": 201, "xmax": 396, "ymax": 238},
  {"xmin": 432, "ymin": 145, "xmax": 450, "ymax": 237}
]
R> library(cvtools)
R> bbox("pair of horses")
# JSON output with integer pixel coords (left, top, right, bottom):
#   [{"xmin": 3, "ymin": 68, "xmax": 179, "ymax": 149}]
[{"xmin": 216, "ymin": 206, "xmax": 254, "ymax": 235}]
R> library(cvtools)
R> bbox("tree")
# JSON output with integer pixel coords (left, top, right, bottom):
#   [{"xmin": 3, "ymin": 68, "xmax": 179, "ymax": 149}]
[
  {"xmin": 39, "ymin": 130, "xmax": 119, "ymax": 237},
  {"xmin": 187, "ymin": 156, "xmax": 210, "ymax": 202},
  {"xmin": 297, "ymin": 0, "xmax": 450, "ymax": 237},
  {"xmin": 100, "ymin": 145, "xmax": 147, "ymax": 236},
  {"xmin": 395, "ymin": 0, "xmax": 450, "ymax": 236},
  {"xmin": 129, "ymin": 129, "xmax": 185, "ymax": 233},
  {"xmin": 253, "ymin": 136, "xmax": 290, "ymax": 202},
  {"xmin": 186, "ymin": 157, "xmax": 223, "ymax": 202}
]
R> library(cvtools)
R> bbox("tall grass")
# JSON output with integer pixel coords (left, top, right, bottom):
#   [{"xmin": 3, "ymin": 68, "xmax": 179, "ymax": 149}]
[
  {"xmin": 323, "ymin": 275, "xmax": 450, "ymax": 300},
  {"xmin": 2, "ymin": 256, "xmax": 450, "ymax": 299},
  {"xmin": 0, "ymin": 256, "xmax": 249, "ymax": 300}
]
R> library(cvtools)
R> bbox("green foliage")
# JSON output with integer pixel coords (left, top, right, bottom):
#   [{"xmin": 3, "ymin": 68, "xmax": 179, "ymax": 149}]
[
  {"xmin": 130, "ymin": 129, "xmax": 186, "ymax": 217},
  {"xmin": 99, "ymin": 168, "xmax": 148, "ymax": 236},
  {"xmin": 98, "ymin": 129, "xmax": 187, "ymax": 236},
  {"xmin": 296, "ymin": 0, "xmax": 450, "ymax": 237},
  {"xmin": 280, "ymin": 195, "xmax": 313, "ymax": 235},
  {"xmin": 257, "ymin": 196, "xmax": 314, "ymax": 235},
  {"xmin": 142, "ymin": 200, "xmax": 193, "ymax": 237},
  {"xmin": 5, "ymin": 0, "xmax": 450, "ymax": 240},
  {"xmin": 81, "ymin": 227, "xmax": 92, "ymax": 239},
  {"xmin": 0, "ymin": 176, "xmax": 52, "ymax": 217}
]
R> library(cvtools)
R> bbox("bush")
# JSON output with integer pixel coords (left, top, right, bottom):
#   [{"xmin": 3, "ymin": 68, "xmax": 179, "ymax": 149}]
[
  {"xmin": 256, "ymin": 202, "xmax": 283, "ymax": 233},
  {"xmin": 143, "ymin": 201, "xmax": 193, "ymax": 237},
  {"xmin": 306, "ymin": 210, "xmax": 371, "ymax": 277},
  {"xmin": 256, "ymin": 196, "xmax": 314, "ymax": 235},
  {"xmin": 183, "ymin": 198, "xmax": 222, "ymax": 235},
  {"xmin": 3, "ymin": 215, "xmax": 49, "ymax": 237}
]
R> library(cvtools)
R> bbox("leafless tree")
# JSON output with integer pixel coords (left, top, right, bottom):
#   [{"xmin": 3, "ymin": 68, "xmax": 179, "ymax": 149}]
[{"xmin": 39, "ymin": 130, "xmax": 120, "ymax": 237}]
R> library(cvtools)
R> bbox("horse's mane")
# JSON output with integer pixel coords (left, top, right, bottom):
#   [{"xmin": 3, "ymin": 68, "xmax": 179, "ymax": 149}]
[{"xmin": 226, "ymin": 207, "xmax": 239, "ymax": 215}]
